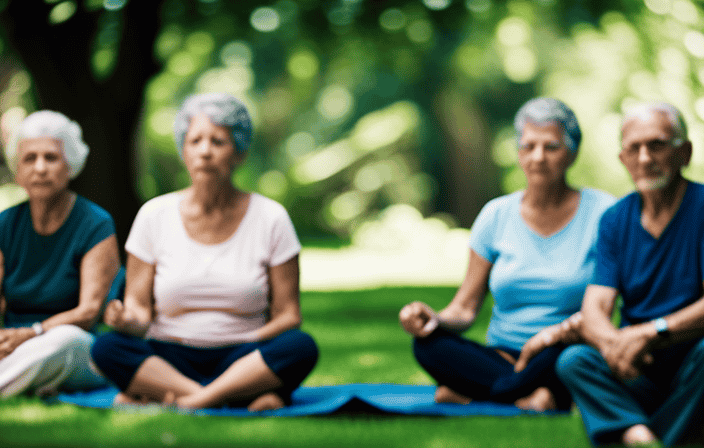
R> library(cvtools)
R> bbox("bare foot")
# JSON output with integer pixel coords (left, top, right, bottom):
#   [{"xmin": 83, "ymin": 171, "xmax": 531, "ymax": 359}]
[
  {"xmin": 175, "ymin": 393, "xmax": 203, "ymax": 409},
  {"xmin": 514, "ymin": 387, "xmax": 557, "ymax": 412},
  {"xmin": 247, "ymin": 392, "xmax": 285, "ymax": 412},
  {"xmin": 434, "ymin": 385, "xmax": 471, "ymax": 405},
  {"xmin": 622, "ymin": 424, "xmax": 659, "ymax": 446},
  {"xmin": 162, "ymin": 391, "xmax": 176, "ymax": 407},
  {"xmin": 113, "ymin": 392, "xmax": 149, "ymax": 406}
]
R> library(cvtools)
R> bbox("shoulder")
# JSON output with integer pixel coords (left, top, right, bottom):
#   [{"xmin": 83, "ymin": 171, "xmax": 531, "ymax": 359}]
[
  {"xmin": 599, "ymin": 191, "xmax": 638, "ymax": 229},
  {"xmin": 686, "ymin": 181, "xmax": 704, "ymax": 205},
  {"xmin": 0, "ymin": 200, "xmax": 29, "ymax": 225},
  {"xmin": 479, "ymin": 191, "xmax": 521, "ymax": 217},
  {"xmin": 136, "ymin": 192, "xmax": 182, "ymax": 218},
  {"xmin": 73, "ymin": 195, "xmax": 114, "ymax": 224},
  {"xmin": 248, "ymin": 193, "xmax": 291, "ymax": 219},
  {"xmin": 0, "ymin": 201, "xmax": 29, "ymax": 244},
  {"xmin": 579, "ymin": 188, "xmax": 617, "ymax": 215}
]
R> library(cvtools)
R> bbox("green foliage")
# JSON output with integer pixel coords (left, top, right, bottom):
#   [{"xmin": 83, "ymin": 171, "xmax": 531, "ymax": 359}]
[{"xmin": 3, "ymin": 0, "xmax": 704, "ymax": 236}]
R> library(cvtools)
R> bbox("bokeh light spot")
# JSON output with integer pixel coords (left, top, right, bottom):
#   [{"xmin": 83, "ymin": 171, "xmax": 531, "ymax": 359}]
[
  {"xmin": 186, "ymin": 32, "xmax": 215, "ymax": 55},
  {"xmin": 258, "ymin": 170, "xmax": 288, "ymax": 199},
  {"xmin": 220, "ymin": 41, "xmax": 252, "ymax": 66},
  {"xmin": 328, "ymin": 191, "xmax": 366, "ymax": 223},
  {"xmin": 379, "ymin": 8, "xmax": 406, "ymax": 32},
  {"xmin": 103, "ymin": 0, "xmax": 127, "ymax": 11},
  {"xmin": 406, "ymin": 20, "xmax": 433, "ymax": 44},
  {"xmin": 423, "ymin": 0, "xmax": 451, "ymax": 11},
  {"xmin": 149, "ymin": 108, "xmax": 177, "ymax": 137},
  {"xmin": 7, "ymin": 71, "xmax": 31, "ymax": 95},
  {"xmin": 250, "ymin": 7, "xmax": 281, "ymax": 32},
  {"xmin": 155, "ymin": 27, "xmax": 183, "ymax": 61},
  {"xmin": 502, "ymin": 47, "xmax": 537, "ymax": 83},
  {"xmin": 168, "ymin": 52, "xmax": 196, "ymax": 76},
  {"xmin": 48, "ymin": 1, "xmax": 77, "ymax": 24},
  {"xmin": 497, "ymin": 17, "xmax": 530, "ymax": 46},
  {"xmin": 644, "ymin": 0, "xmax": 672, "ymax": 15},
  {"xmin": 287, "ymin": 50, "xmax": 320, "ymax": 80},
  {"xmin": 293, "ymin": 140, "xmax": 354, "ymax": 184},
  {"xmin": 317, "ymin": 85, "xmax": 354, "ymax": 120},
  {"xmin": 672, "ymin": 0, "xmax": 699, "ymax": 23},
  {"xmin": 658, "ymin": 47, "xmax": 688, "ymax": 76},
  {"xmin": 465, "ymin": 0, "xmax": 491, "ymax": 13},
  {"xmin": 684, "ymin": 31, "xmax": 704, "ymax": 58},
  {"xmin": 285, "ymin": 132, "xmax": 316, "ymax": 159},
  {"xmin": 92, "ymin": 48, "xmax": 115, "ymax": 77}
]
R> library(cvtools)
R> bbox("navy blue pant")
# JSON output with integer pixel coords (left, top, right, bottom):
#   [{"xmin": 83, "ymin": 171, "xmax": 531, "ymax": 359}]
[
  {"xmin": 557, "ymin": 338, "xmax": 704, "ymax": 446},
  {"xmin": 413, "ymin": 329, "xmax": 572, "ymax": 409},
  {"xmin": 91, "ymin": 329, "xmax": 318, "ymax": 404}
]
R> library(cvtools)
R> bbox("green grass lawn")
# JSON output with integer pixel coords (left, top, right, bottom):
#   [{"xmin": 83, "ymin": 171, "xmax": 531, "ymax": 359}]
[{"xmin": 0, "ymin": 287, "xmax": 591, "ymax": 448}]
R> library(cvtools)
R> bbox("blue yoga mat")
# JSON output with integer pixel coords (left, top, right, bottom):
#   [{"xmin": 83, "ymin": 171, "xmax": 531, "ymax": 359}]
[{"xmin": 56, "ymin": 384, "xmax": 567, "ymax": 417}]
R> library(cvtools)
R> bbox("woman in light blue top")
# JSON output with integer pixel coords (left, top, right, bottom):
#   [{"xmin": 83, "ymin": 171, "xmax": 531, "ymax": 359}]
[{"xmin": 399, "ymin": 98, "xmax": 615, "ymax": 411}]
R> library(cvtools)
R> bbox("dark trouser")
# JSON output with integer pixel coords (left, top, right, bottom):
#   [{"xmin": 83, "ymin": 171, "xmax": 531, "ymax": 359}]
[
  {"xmin": 91, "ymin": 329, "xmax": 318, "ymax": 403},
  {"xmin": 413, "ymin": 328, "xmax": 572, "ymax": 410},
  {"xmin": 556, "ymin": 338, "xmax": 704, "ymax": 446}
]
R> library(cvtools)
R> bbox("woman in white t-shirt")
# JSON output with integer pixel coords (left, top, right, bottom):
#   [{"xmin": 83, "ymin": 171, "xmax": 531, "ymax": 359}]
[{"xmin": 91, "ymin": 93, "xmax": 318, "ymax": 411}]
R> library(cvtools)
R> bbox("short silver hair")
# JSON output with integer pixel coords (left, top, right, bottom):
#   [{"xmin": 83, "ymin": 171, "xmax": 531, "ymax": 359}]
[
  {"xmin": 514, "ymin": 97, "xmax": 581, "ymax": 153},
  {"xmin": 622, "ymin": 102, "xmax": 688, "ymax": 146},
  {"xmin": 173, "ymin": 92, "xmax": 252, "ymax": 156},
  {"xmin": 5, "ymin": 110, "xmax": 89, "ymax": 179}
]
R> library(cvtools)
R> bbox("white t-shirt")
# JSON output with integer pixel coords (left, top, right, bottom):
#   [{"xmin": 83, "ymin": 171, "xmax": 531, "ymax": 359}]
[{"xmin": 125, "ymin": 192, "xmax": 301, "ymax": 348}]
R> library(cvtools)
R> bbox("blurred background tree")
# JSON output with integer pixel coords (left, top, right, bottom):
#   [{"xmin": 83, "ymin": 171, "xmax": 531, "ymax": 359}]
[{"xmin": 1, "ymin": 0, "xmax": 703, "ymax": 257}]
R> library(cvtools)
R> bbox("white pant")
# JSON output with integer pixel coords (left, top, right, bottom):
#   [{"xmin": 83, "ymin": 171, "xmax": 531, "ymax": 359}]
[{"xmin": 0, "ymin": 324, "xmax": 106, "ymax": 398}]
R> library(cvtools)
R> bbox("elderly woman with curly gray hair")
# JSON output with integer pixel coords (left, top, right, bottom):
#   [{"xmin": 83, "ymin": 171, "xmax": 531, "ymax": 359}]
[
  {"xmin": 399, "ymin": 98, "xmax": 615, "ymax": 411},
  {"xmin": 91, "ymin": 93, "xmax": 318, "ymax": 411},
  {"xmin": 0, "ymin": 111, "xmax": 120, "ymax": 397}
]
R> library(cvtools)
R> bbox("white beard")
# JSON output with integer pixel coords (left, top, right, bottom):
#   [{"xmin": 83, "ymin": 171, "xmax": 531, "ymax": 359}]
[{"xmin": 635, "ymin": 171, "xmax": 672, "ymax": 192}]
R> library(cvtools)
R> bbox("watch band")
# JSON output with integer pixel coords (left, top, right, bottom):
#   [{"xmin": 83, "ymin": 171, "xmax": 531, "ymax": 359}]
[
  {"xmin": 653, "ymin": 317, "xmax": 670, "ymax": 338},
  {"xmin": 31, "ymin": 321, "xmax": 44, "ymax": 336}
]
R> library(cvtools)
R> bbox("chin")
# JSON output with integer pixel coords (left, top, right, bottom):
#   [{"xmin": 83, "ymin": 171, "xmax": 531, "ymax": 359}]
[{"xmin": 635, "ymin": 174, "xmax": 671, "ymax": 192}]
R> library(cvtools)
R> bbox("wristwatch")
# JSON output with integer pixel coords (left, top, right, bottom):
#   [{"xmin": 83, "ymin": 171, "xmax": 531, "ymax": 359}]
[
  {"xmin": 653, "ymin": 317, "xmax": 670, "ymax": 339},
  {"xmin": 31, "ymin": 322, "xmax": 44, "ymax": 336}
]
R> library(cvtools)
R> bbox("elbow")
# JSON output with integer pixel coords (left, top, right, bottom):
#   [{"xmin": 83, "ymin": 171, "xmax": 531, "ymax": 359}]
[
  {"xmin": 290, "ymin": 312, "xmax": 303, "ymax": 330},
  {"xmin": 75, "ymin": 302, "xmax": 103, "ymax": 330}
]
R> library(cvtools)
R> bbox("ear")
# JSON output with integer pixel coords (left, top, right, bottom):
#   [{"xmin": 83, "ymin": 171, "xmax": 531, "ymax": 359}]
[
  {"xmin": 618, "ymin": 149, "xmax": 626, "ymax": 166},
  {"xmin": 678, "ymin": 141, "xmax": 692, "ymax": 168}
]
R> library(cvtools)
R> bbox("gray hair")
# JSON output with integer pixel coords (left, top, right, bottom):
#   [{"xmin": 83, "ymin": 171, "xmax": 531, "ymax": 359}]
[
  {"xmin": 514, "ymin": 98, "xmax": 582, "ymax": 153},
  {"xmin": 173, "ymin": 92, "xmax": 253, "ymax": 156},
  {"xmin": 622, "ymin": 102, "xmax": 688, "ymax": 146},
  {"xmin": 5, "ymin": 110, "xmax": 89, "ymax": 179}
]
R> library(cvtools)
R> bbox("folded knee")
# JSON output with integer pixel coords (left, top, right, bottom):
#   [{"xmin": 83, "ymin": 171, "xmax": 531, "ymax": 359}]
[
  {"xmin": 42, "ymin": 325, "xmax": 92, "ymax": 351},
  {"xmin": 287, "ymin": 330, "xmax": 319, "ymax": 366},
  {"xmin": 555, "ymin": 345, "xmax": 598, "ymax": 382},
  {"xmin": 90, "ymin": 332, "xmax": 129, "ymax": 367}
]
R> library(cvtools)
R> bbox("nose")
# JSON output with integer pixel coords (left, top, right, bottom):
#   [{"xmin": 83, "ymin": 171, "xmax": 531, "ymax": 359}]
[
  {"xmin": 531, "ymin": 145, "xmax": 545, "ymax": 162},
  {"xmin": 34, "ymin": 156, "xmax": 48, "ymax": 173},
  {"xmin": 196, "ymin": 140, "xmax": 212, "ymax": 158},
  {"xmin": 638, "ymin": 145, "xmax": 652, "ymax": 164}
]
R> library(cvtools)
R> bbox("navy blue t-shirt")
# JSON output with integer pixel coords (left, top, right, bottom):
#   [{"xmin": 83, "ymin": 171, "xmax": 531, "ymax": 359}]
[
  {"xmin": 0, "ymin": 195, "xmax": 115, "ymax": 327},
  {"xmin": 592, "ymin": 181, "xmax": 704, "ymax": 326}
]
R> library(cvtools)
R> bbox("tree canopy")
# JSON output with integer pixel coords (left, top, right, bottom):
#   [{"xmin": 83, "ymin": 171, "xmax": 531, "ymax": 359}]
[{"xmin": 1, "ymin": 0, "xmax": 703, "ymax": 252}]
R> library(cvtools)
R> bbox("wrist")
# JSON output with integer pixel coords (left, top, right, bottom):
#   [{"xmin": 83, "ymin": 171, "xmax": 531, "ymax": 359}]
[
  {"xmin": 31, "ymin": 321, "xmax": 44, "ymax": 336},
  {"xmin": 651, "ymin": 317, "xmax": 670, "ymax": 343}
]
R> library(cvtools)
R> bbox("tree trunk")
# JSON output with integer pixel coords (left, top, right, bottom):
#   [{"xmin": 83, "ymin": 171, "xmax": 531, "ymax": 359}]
[{"xmin": 0, "ymin": 0, "xmax": 163, "ymax": 260}]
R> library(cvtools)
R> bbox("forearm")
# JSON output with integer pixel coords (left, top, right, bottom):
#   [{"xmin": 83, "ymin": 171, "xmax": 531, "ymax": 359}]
[
  {"xmin": 653, "ymin": 296, "xmax": 704, "ymax": 348},
  {"xmin": 254, "ymin": 311, "xmax": 302, "ymax": 341},
  {"xmin": 39, "ymin": 303, "xmax": 102, "ymax": 332}
]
